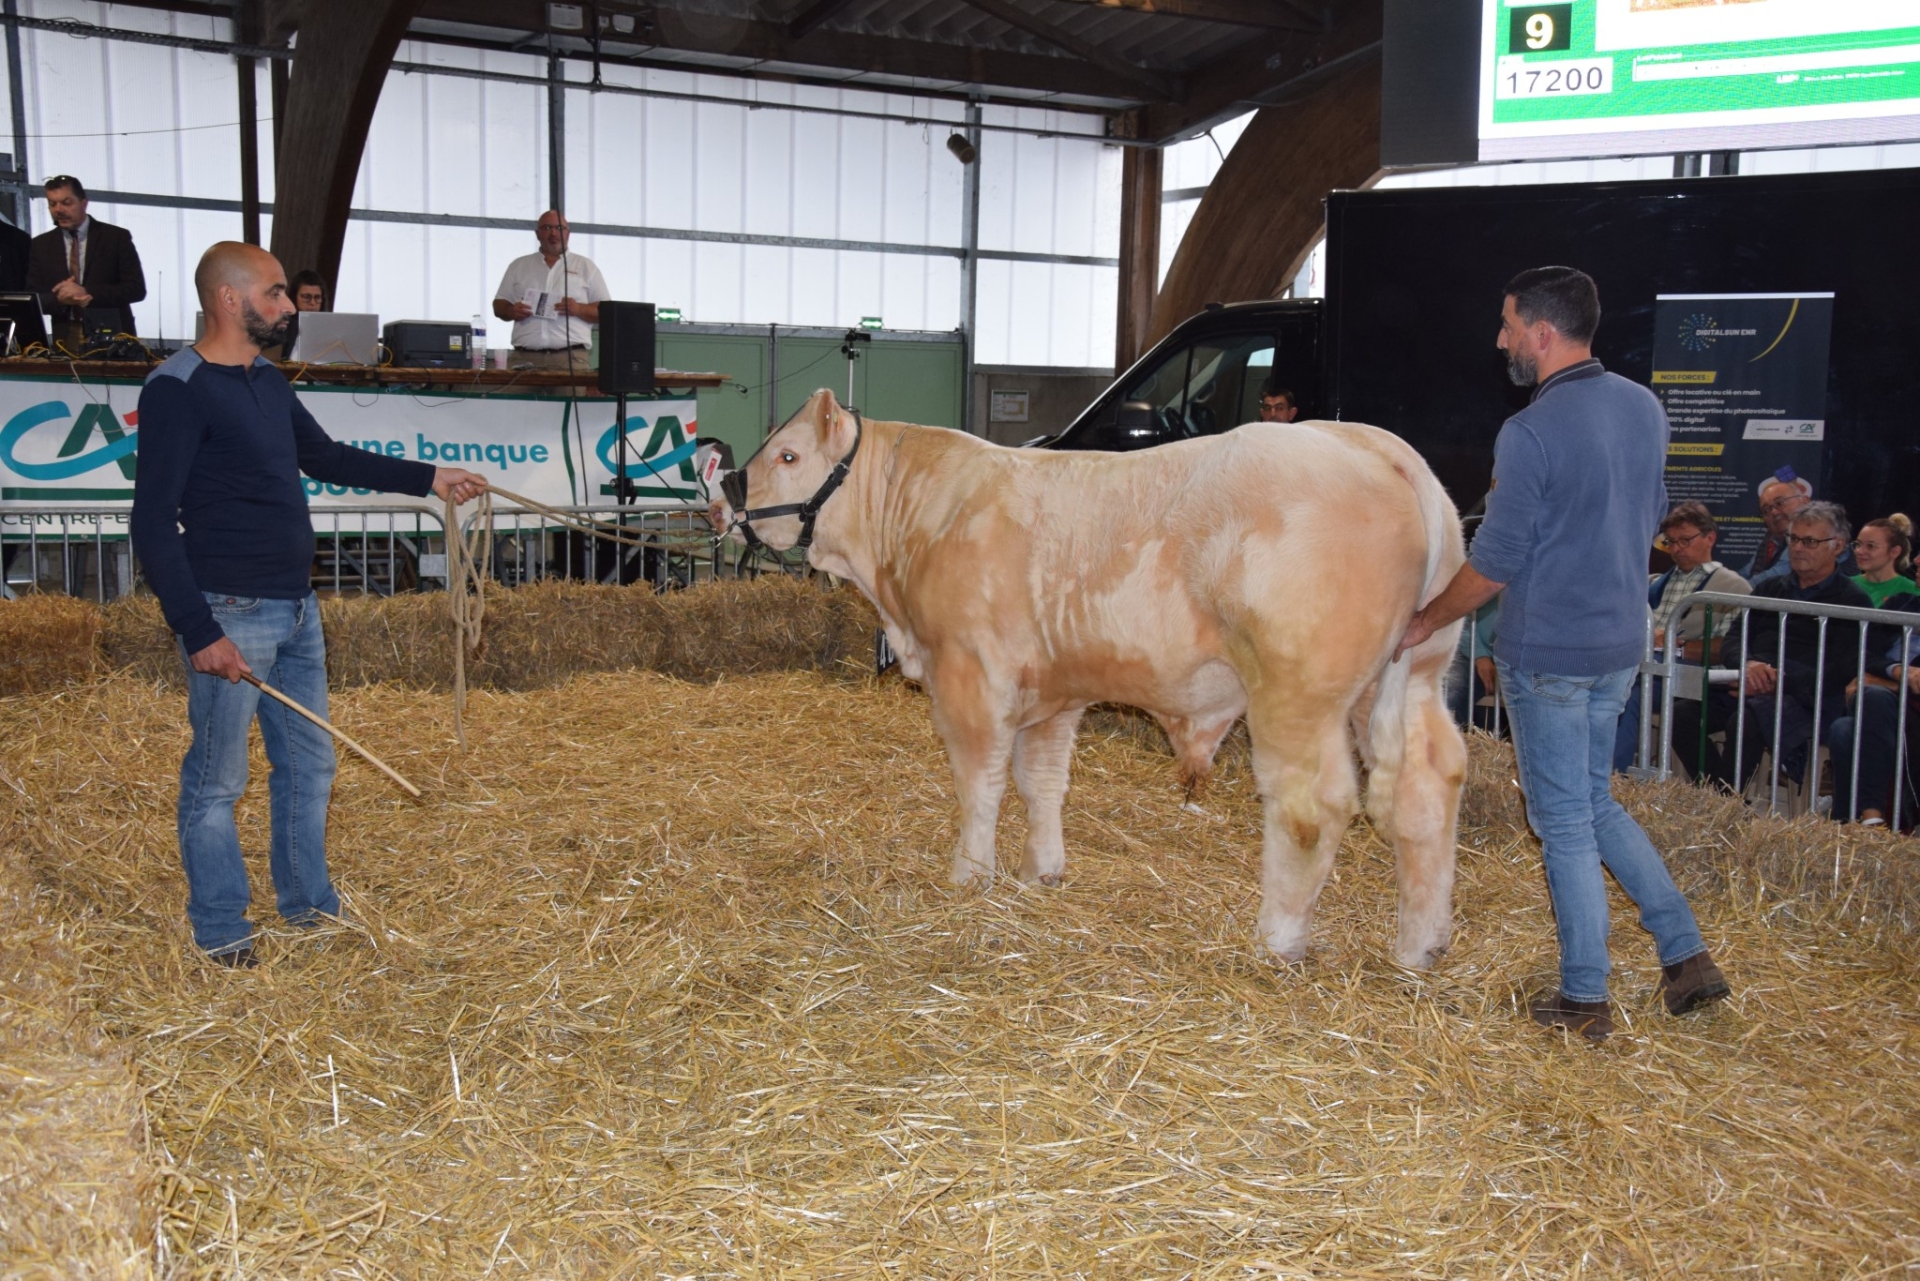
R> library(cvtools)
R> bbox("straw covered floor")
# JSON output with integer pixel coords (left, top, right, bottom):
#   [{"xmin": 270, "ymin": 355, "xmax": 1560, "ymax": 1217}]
[{"xmin": 2, "ymin": 659, "xmax": 1918, "ymax": 1275}]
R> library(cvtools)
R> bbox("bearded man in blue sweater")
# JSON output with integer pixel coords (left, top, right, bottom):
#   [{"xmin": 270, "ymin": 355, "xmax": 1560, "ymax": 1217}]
[
  {"xmin": 131, "ymin": 242, "xmax": 487, "ymax": 966},
  {"xmin": 1399, "ymin": 266, "xmax": 1730, "ymax": 1043}
]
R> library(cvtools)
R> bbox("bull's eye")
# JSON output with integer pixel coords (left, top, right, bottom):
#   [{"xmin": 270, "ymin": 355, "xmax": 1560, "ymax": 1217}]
[{"xmin": 779, "ymin": 451, "xmax": 797, "ymax": 464}]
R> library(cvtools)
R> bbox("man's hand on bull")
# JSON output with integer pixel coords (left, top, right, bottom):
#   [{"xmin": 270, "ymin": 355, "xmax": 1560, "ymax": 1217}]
[
  {"xmin": 1395, "ymin": 562, "xmax": 1504, "ymax": 661},
  {"xmin": 1396, "ymin": 609, "xmax": 1439, "ymax": 659},
  {"xmin": 432, "ymin": 468, "xmax": 489, "ymax": 505},
  {"xmin": 190, "ymin": 637, "xmax": 252, "ymax": 684}
]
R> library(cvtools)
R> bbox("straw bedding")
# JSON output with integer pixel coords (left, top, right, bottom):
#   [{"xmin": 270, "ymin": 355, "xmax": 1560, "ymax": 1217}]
[{"xmin": 3, "ymin": 667, "xmax": 1918, "ymax": 1276}]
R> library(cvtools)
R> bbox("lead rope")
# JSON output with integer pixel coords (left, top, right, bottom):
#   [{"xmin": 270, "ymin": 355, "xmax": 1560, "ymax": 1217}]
[
  {"xmin": 446, "ymin": 490, "xmax": 493, "ymax": 747},
  {"xmin": 441, "ymin": 485, "xmax": 721, "ymax": 746}
]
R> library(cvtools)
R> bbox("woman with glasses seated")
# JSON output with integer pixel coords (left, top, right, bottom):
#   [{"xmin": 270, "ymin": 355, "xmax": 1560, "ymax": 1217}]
[{"xmin": 1668, "ymin": 502, "xmax": 1873, "ymax": 793}]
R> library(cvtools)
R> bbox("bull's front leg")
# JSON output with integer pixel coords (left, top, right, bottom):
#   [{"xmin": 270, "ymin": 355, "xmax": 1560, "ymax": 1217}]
[
  {"xmin": 929, "ymin": 655, "xmax": 1017, "ymax": 886},
  {"xmin": 1012, "ymin": 708, "xmax": 1085, "ymax": 886}
]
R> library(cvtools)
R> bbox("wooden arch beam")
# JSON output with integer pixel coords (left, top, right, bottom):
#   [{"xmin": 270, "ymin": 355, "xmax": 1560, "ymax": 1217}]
[
  {"xmin": 1146, "ymin": 54, "xmax": 1382, "ymax": 348},
  {"xmin": 268, "ymin": 0, "xmax": 427, "ymax": 293}
]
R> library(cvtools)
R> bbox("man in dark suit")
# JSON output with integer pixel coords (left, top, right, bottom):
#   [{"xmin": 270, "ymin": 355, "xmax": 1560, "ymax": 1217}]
[
  {"xmin": 25, "ymin": 175, "xmax": 146, "ymax": 344},
  {"xmin": 0, "ymin": 215, "xmax": 30, "ymax": 292}
]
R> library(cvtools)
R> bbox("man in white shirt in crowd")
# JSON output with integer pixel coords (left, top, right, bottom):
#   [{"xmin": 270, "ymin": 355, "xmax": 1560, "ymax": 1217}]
[{"xmin": 491, "ymin": 209, "xmax": 610, "ymax": 370}]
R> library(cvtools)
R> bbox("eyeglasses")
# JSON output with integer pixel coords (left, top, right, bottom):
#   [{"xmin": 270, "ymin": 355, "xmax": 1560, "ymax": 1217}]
[
  {"xmin": 1663, "ymin": 530, "xmax": 1709, "ymax": 548},
  {"xmin": 537, "ymin": 221, "xmax": 567, "ymax": 232},
  {"xmin": 1760, "ymin": 497, "xmax": 1806, "ymax": 514},
  {"xmin": 1785, "ymin": 534, "xmax": 1838, "ymax": 549}
]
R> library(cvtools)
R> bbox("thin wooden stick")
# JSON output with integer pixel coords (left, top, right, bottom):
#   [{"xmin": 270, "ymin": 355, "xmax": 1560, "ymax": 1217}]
[{"xmin": 242, "ymin": 673, "xmax": 423, "ymax": 798}]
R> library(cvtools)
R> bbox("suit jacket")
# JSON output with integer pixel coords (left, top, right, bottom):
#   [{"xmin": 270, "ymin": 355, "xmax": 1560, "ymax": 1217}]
[
  {"xmin": 0, "ymin": 220, "xmax": 30, "ymax": 293},
  {"xmin": 26, "ymin": 218, "xmax": 147, "ymax": 335}
]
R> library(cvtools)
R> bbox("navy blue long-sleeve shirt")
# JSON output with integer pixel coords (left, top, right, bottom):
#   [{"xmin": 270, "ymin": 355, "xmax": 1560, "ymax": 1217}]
[
  {"xmin": 130, "ymin": 348, "xmax": 435, "ymax": 653},
  {"xmin": 1467, "ymin": 359, "xmax": 1669, "ymax": 676}
]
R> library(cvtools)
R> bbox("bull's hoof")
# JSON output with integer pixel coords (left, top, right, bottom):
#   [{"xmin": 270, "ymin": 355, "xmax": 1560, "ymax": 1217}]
[
  {"xmin": 1394, "ymin": 940, "xmax": 1450, "ymax": 971},
  {"xmin": 1262, "ymin": 938, "xmax": 1310, "ymax": 966},
  {"xmin": 1035, "ymin": 873, "xmax": 1064, "ymax": 888},
  {"xmin": 949, "ymin": 864, "xmax": 995, "ymax": 888}
]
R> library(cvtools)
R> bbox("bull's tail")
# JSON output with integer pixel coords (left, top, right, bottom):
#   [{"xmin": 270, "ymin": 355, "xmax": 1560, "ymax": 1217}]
[{"xmin": 1360, "ymin": 459, "xmax": 1466, "ymax": 833}]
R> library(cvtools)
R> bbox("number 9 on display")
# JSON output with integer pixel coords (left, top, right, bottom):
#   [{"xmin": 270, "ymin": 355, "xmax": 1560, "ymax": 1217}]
[{"xmin": 1508, "ymin": 4, "xmax": 1573, "ymax": 54}]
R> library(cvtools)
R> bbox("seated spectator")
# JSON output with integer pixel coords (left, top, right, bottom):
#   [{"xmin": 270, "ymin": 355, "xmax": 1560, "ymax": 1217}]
[
  {"xmin": 1743, "ymin": 469, "xmax": 1856, "ymax": 589},
  {"xmin": 1669, "ymin": 502, "xmax": 1869, "ymax": 792},
  {"xmin": 1613, "ymin": 501, "xmax": 1750, "ymax": 771},
  {"xmin": 1827, "ymin": 609, "xmax": 1920, "ymax": 826},
  {"xmin": 1447, "ymin": 596, "xmax": 1502, "ymax": 735},
  {"xmin": 1850, "ymin": 513, "xmax": 1916, "ymax": 607},
  {"xmin": 1257, "ymin": 378, "xmax": 1297, "ymax": 424}
]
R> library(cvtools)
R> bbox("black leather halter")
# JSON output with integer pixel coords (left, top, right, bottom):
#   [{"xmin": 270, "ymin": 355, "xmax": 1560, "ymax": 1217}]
[{"xmin": 720, "ymin": 408, "xmax": 863, "ymax": 551}]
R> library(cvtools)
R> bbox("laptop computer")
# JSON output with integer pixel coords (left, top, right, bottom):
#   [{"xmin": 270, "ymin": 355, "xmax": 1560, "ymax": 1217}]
[
  {"xmin": 291, "ymin": 312, "xmax": 380, "ymax": 365},
  {"xmin": 0, "ymin": 293, "xmax": 49, "ymax": 354}
]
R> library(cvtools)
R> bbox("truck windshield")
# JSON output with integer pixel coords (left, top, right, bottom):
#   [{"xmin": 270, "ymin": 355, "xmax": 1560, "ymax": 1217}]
[{"xmin": 1059, "ymin": 331, "xmax": 1277, "ymax": 450}]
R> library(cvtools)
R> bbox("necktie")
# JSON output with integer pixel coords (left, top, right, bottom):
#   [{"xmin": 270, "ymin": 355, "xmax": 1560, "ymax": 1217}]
[{"xmin": 66, "ymin": 230, "xmax": 79, "ymax": 281}]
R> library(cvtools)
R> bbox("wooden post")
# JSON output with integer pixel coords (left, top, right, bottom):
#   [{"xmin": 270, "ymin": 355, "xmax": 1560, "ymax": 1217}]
[
  {"xmin": 1115, "ymin": 139, "xmax": 1162, "ymax": 373},
  {"xmin": 1148, "ymin": 55, "xmax": 1382, "ymax": 351},
  {"xmin": 268, "ymin": 0, "xmax": 427, "ymax": 297}
]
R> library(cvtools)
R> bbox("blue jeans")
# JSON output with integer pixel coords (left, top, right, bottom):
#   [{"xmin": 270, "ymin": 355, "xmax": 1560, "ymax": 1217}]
[
  {"xmin": 178, "ymin": 592, "xmax": 338, "ymax": 953},
  {"xmin": 1496, "ymin": 661, "xmax": 1708, "ymax": 1002}
]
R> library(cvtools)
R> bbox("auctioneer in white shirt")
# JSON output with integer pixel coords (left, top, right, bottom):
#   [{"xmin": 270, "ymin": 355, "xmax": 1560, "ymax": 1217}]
[{"xmin": 493, "ymin": 250, "xmax": 611, "ymax": 351}]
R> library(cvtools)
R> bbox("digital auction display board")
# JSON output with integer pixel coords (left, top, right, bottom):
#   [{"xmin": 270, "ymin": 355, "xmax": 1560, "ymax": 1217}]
[{"xmin": 1478, "ymin": 0, "xmax": 1920, "ymax": 160}]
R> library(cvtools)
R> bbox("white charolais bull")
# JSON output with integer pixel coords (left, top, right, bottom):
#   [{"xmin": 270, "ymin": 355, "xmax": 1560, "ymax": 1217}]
[{"xmin": 711, "ymin": 389, "xmax": 1468, "ymax": 967}]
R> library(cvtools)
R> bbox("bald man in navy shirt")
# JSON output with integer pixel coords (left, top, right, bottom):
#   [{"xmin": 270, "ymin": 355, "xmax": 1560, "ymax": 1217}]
[{"xmin": 131, "ymin": 242, "xmax": 485, "ymax": 966}]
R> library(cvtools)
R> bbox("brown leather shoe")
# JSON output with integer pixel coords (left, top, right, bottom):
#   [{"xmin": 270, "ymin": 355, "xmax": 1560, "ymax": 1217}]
[
  {"xmin": 1659, "ymin": 951, "xmax": 1730, "ymax": 1015},
  {"xmin": 1530, "ymin": 992, "xmax": 1614, "ymax": 1042}
]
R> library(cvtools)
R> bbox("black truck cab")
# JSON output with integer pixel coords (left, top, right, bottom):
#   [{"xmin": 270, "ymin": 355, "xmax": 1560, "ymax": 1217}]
[{"xmin": 1034, "ymin": 299, "xmax": 1322, "ymax": 452}]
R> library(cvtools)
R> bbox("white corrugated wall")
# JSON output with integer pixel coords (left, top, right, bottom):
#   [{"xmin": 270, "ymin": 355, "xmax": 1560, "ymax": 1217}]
[{"xmin": 3, "ymin": 7, "xmax": 1124, "ymax": 365}]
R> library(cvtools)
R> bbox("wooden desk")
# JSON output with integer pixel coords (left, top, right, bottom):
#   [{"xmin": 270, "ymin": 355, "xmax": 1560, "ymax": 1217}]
[{"xmin": 0, "ymin": 358, "xmax": 727, "ymax": 393}]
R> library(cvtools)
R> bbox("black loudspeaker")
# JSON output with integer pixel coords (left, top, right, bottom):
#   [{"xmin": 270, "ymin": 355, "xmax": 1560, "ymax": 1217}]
[{"xmin": 597, "ymin": 301, "xmax": 656, "ymax": 395}]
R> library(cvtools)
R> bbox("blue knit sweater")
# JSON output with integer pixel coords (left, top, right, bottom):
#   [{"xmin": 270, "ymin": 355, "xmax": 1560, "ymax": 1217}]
[
  {"xmin": 130, "ymin": 349, "xmax": 435, "ymax": 653},
  {"xmin": 1468, "ymin": 359, "xmax": 1668, "ymax": 676}
]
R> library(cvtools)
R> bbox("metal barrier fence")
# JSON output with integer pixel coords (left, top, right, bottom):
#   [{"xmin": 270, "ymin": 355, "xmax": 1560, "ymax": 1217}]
[
  {"xmin": 454, "ymin": 503, "xmax": 806, "ymax": 589},
  {"xmin": 1, "ymin": 503, "xmax": 806, "ymax": 604},
  {"xmin": 1, "ymin": 506, "xmax": 451, "ymax": 603},
  {"xmin": 1458, "ymin": 587, "xmax": 1920, "ymax": 829}
]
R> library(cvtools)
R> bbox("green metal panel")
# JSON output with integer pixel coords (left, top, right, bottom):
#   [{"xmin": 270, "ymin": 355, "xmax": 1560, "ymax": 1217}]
[
  {"xmin": 655, "ymin": 332, "xmax": 768, "ymax": 463},
  {"xmin": 772, "ymin": 336, "xmax": 856, "ymax": 427},
  {"xmin": 864, "ymin": 340, "xmax": 964, "ymax": 429},
  {"xmin": 652, "ymin": 329, "xmax": 967, "ymax": 460}
]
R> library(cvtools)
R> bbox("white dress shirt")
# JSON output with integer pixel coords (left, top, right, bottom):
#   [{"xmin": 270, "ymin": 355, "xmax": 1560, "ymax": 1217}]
[{"xmin": 493, "ymin": 250, "xmax": 610, "ymax": 350}]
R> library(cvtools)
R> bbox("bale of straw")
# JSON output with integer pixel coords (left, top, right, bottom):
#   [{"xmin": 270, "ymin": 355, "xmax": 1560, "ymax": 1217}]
[
  {"xmin": 98, "ymin": 595, "xmax": 178, "ymax": 690},
  {"xmin": 0, "ymin": 594, "xmax": 104, "ymax": 694},
  {"xmin": 657, "ymin": 574, "xmax": 878, "ymax": 682},
  {"xmin": 76, "ymin": 577, "xmax": 876, "ymax": 697}
]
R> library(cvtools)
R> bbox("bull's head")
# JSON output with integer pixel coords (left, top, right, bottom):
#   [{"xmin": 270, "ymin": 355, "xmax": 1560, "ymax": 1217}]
[{"xmin": 707, "ymin": 388, "xmax": 861, "ymax": 552}]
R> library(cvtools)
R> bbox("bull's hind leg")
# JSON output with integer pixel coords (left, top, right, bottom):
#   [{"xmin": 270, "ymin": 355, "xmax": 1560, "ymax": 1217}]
[
  {"xmin": 1012, "ymin": 708, "xmax": 1085, "ymax": 885},
  {"xmin": 1246, "ymin": 709, "xmax": 1360, "ymax": 962},
  {"xmin": 930, "ymin": 658, "xmax": 1017, "ymax": 887},
  {"xmin": 1371, "ymin": 674, "xmax": 1468, "ymax": 970}
]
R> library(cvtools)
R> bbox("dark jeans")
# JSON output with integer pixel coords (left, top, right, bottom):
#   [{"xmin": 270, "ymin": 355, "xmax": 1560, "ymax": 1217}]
[
  {"xmin": 1828, "ymin": 686, "xmax": 1920, "ymax": 822},
  {"xmin": 1446, "ymin": 651, "xmax": 1504, "ymax": 736},
  {"xmin": 1667, "ymin": 687, "xmax": 1842, "ymax": 793}
]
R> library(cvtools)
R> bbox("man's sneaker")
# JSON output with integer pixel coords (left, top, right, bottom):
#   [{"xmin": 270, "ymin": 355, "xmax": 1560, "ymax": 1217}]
[
  {"xmin": 209, "ymin": 944, "xmax": 257, "ymax": 969},
  {"xmin": 1529, "ymin": 992, "xmax": 1614, "ymax": 1042},
  {"xmin": 1659, "ymin": 951, "xmax": 1731, "ymax": 1015}
]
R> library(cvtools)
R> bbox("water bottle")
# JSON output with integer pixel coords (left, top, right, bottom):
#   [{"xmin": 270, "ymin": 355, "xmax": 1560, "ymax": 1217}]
[{"xmin": 470, "ymin": 313, "xmax": 487, "ymax": 369}]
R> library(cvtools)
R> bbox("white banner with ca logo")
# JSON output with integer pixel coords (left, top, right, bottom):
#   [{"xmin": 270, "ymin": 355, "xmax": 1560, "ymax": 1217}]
[{"xmin": 0, "ymin": 375, "xmax": 706, "ymax": 518}]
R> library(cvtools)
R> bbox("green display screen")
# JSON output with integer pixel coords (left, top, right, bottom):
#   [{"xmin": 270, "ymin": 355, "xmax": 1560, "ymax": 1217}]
[{"xmin": 1478, "ymin": 0, "xmax": 1920, "ymax": 160}]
